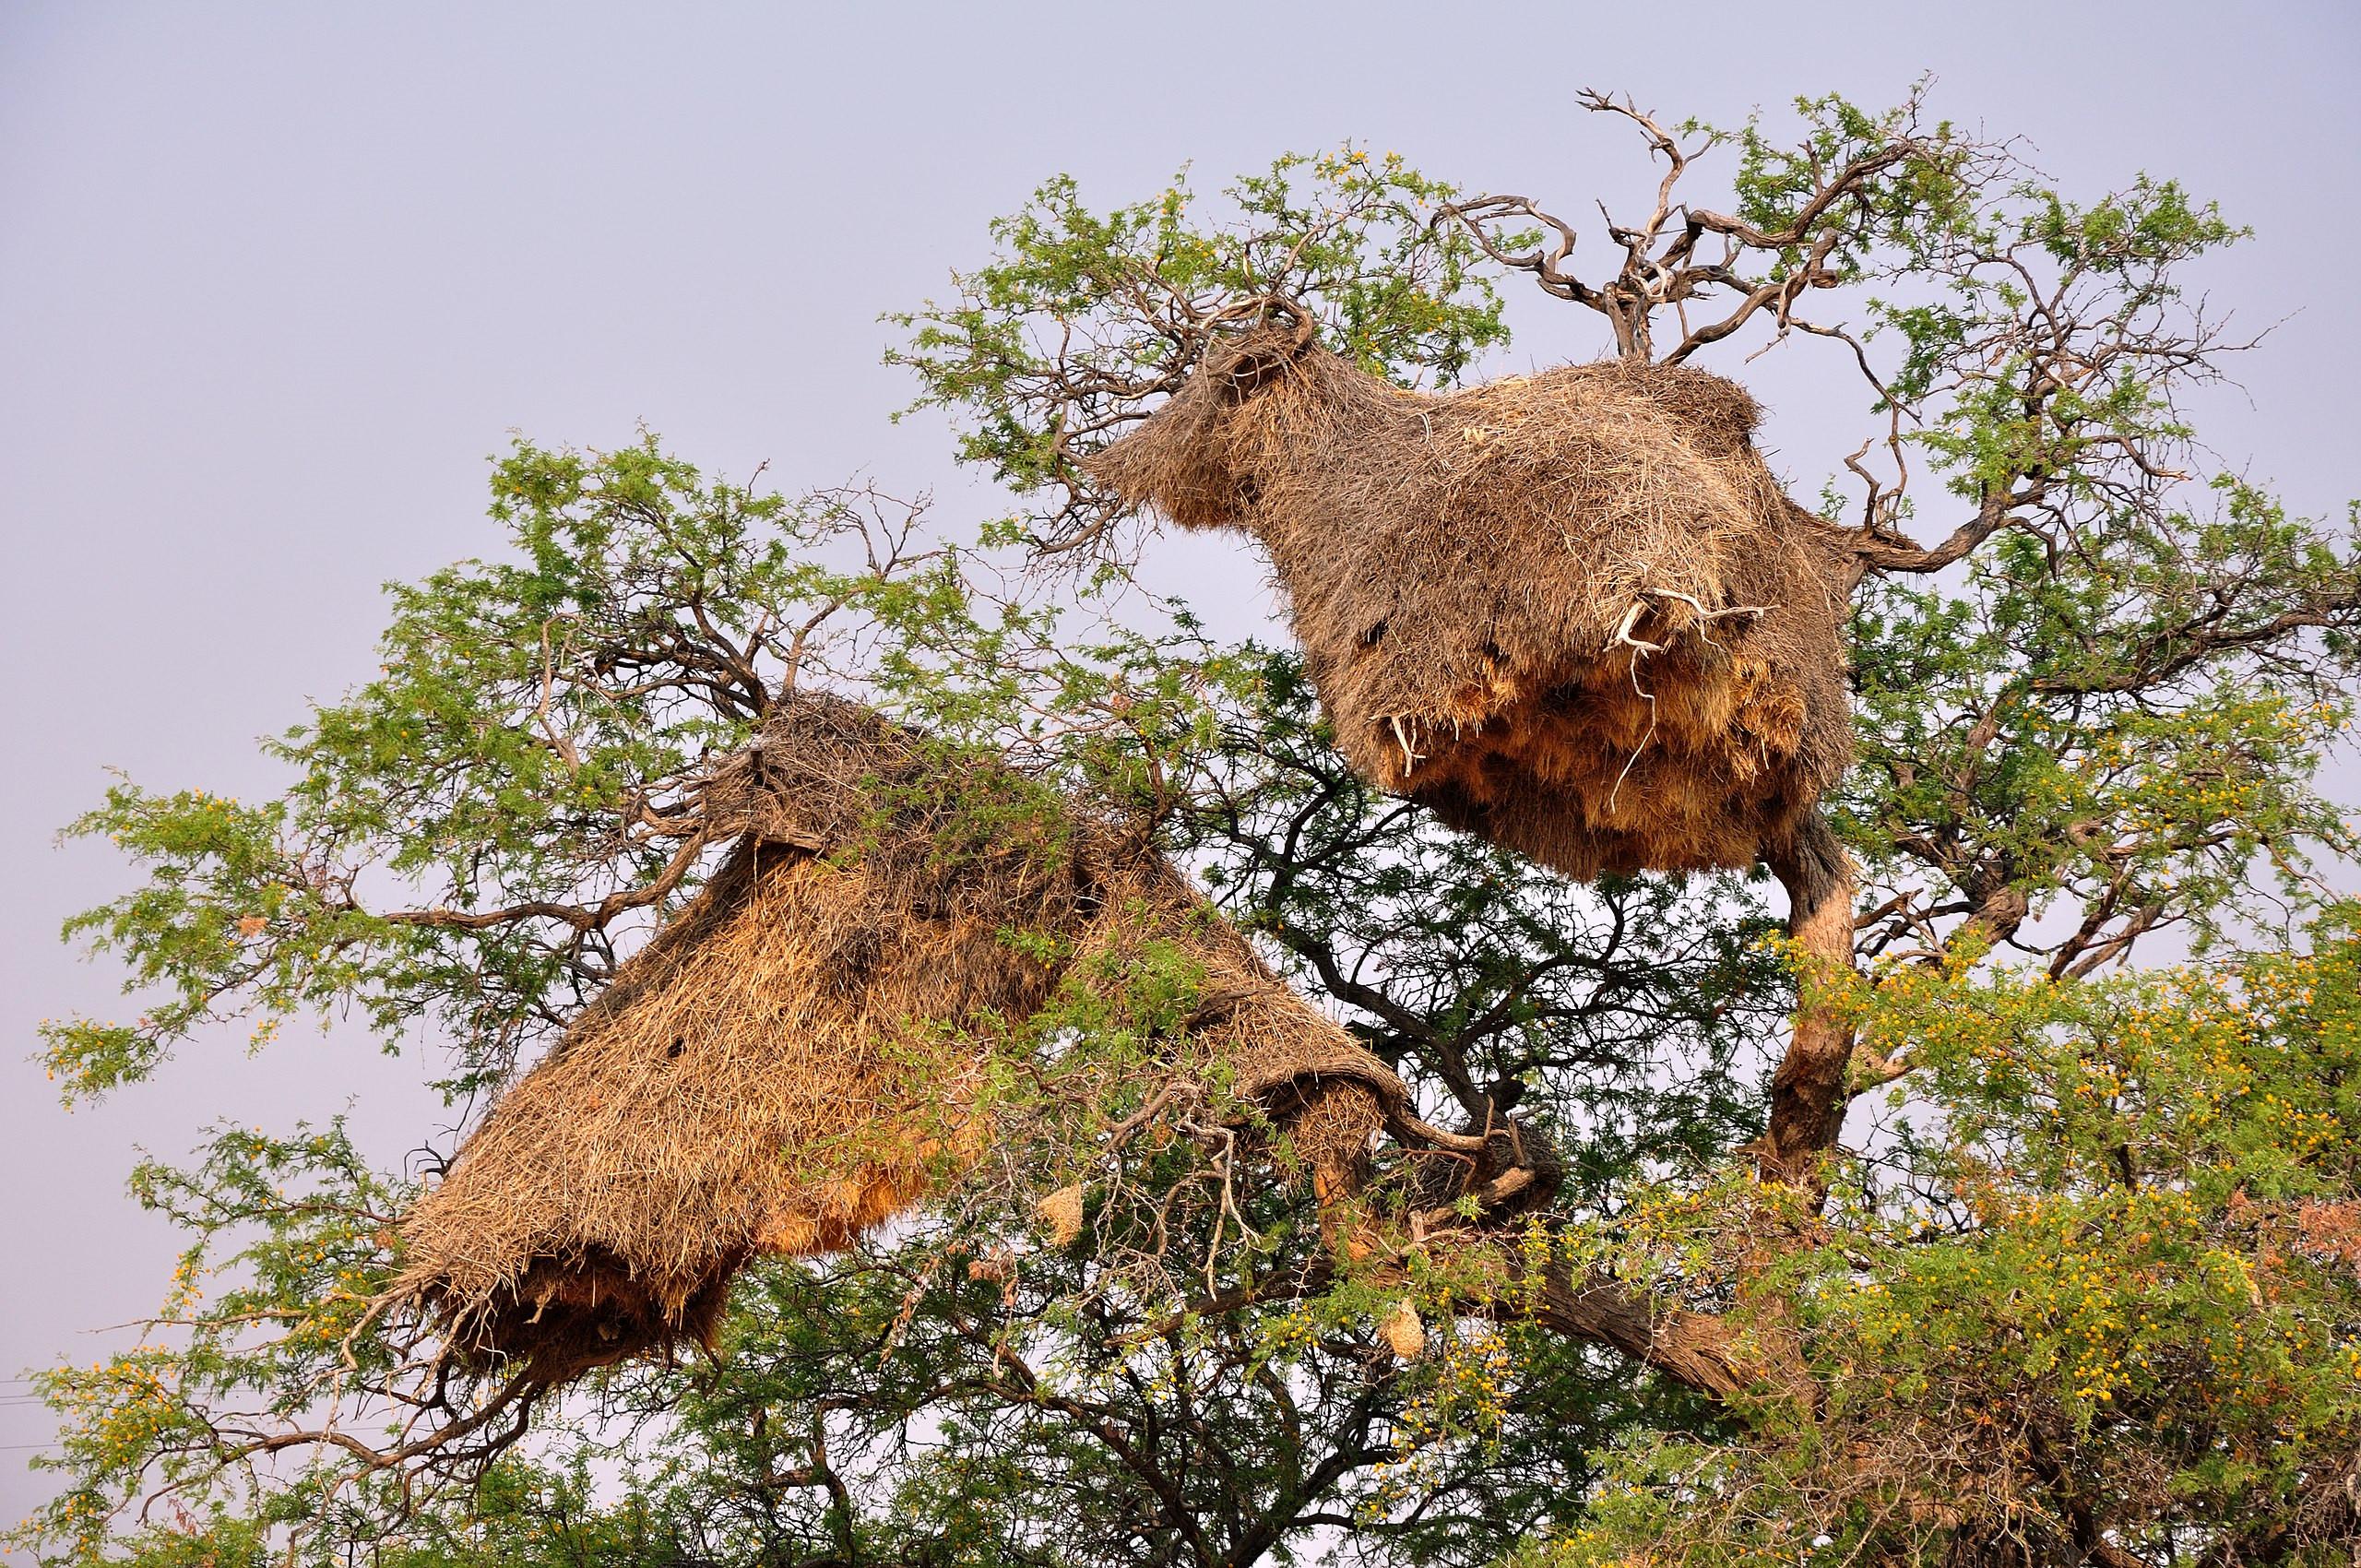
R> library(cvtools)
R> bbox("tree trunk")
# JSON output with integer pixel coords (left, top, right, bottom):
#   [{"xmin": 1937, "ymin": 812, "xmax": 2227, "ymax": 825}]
[{"xmin": 1758, "ymin": 813, "xmax": 1858, "ymax": 1184}]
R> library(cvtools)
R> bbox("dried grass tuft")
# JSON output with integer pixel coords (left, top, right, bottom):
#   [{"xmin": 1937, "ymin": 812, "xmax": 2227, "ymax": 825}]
[
  {"xmin": 1378, "ymin": 1298, "xmax": 1427, "ymax": 1360},
  {"xmin": 1035, "ymin": 1184, "xmax": 1087, "ymax": 1248},
  {"xmin": 391, "ymin": 693, "xmax": 1406, "ymax": 1383},
  {"xmin": 1089, "ymin": 328, "xmax": 1854, "ymax": 877}
]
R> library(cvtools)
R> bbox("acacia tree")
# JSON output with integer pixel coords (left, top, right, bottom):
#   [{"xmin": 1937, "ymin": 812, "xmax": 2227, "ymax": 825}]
[{"xmin": 17, "ymin": 88, "xmax": 2361, "ymax": 1566}]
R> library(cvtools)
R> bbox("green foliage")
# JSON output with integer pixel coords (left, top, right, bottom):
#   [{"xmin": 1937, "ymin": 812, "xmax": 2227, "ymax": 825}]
[
  {"xmin": 890, "ymin": 147, "xmax": 1508, "ymax": 552},
  {"xmin": 1845, "ymin": 511, "xmax": 2355, "ymax": 958},
  {"xmin": 20, "ymin": 1121, "xmax": 408, "ymax": 1563},
  {"xmin": 42, "ymin": 439, "xmax": 967, "ymax": 1099},
  {"xmin": 1722, "ymin": 88, "xmax": 1976, "ymax": 279},
  {"xmin": 1536, "ymin": 913, "xmax": 2361, "ymax": 1562},
  {"xmin": 1181, "ymin": 655, "xmax": 1783, "ymax": 1194}
]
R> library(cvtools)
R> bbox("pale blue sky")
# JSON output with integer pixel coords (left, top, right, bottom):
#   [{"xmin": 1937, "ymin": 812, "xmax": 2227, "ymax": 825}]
[{"xmin": 4, "ymin": 0, "xmax": 2355, "ymax": 1537}]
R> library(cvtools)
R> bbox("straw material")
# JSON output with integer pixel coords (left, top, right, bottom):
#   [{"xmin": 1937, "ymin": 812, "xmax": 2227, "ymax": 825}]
[
  {"xmin": 1088, "ymin": 329, "xmax": 1854, "ymax": 877},
  {"xmin": 1378, "ymin": 1298, "xmax": 1428, "ymax": 1360},
  {"xmin": 392, "ymin": 693, "xmax": 1405, "ymax": 1383}
]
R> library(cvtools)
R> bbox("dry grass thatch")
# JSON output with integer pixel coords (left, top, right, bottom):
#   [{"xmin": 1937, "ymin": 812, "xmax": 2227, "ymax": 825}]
[
  {"xmin": 1088, "ymin": 327, "xmax": 1855, "ymax": 877},
  {"xmin": 391, "ymin": 693, "xmax": 1407, "ymax": 1384}
]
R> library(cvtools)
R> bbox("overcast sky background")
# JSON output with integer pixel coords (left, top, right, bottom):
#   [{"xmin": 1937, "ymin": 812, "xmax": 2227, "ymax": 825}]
[{"xmin": 4, "ymin": 1, "xmax": 2356, "ymax": 1540}]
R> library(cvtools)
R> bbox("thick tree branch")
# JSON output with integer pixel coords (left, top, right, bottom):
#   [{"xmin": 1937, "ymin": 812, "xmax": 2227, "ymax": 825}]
[{"xmin": 1758, "ymin": 814, "xmax": 1860, "ymax": 1184}]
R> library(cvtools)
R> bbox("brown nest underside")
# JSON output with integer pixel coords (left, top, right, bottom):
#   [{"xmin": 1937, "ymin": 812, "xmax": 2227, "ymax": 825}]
[{"xmin": 1089, "ymin": 330, "xmax": 1855, "ymax": 877}]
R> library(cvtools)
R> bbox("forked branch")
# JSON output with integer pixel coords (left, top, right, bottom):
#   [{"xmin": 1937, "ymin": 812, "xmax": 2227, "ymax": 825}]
[{"xmin": 1439, "ymin": 86, "xmax": 1952, "ymax": 363}]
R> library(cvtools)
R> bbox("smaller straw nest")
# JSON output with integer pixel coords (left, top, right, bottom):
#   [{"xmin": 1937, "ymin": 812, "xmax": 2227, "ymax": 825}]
[
  {"xmin": 1088, "ymin": 325, "xmax": 1855, "ymax": 878},
  {"xmin": 390, "ymin": 692, "xmax": 1408, "ymax": 1384}
]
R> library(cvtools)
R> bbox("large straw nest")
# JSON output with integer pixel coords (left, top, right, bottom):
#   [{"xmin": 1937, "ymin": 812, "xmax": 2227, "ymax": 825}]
[
  {"xmin": 1088, "ymin": 327, "xmax": 1854, "ymax": 877},
  {"xmin": 391, "ymin": 693, "xmax": 1406, "ymax": 1384}
]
